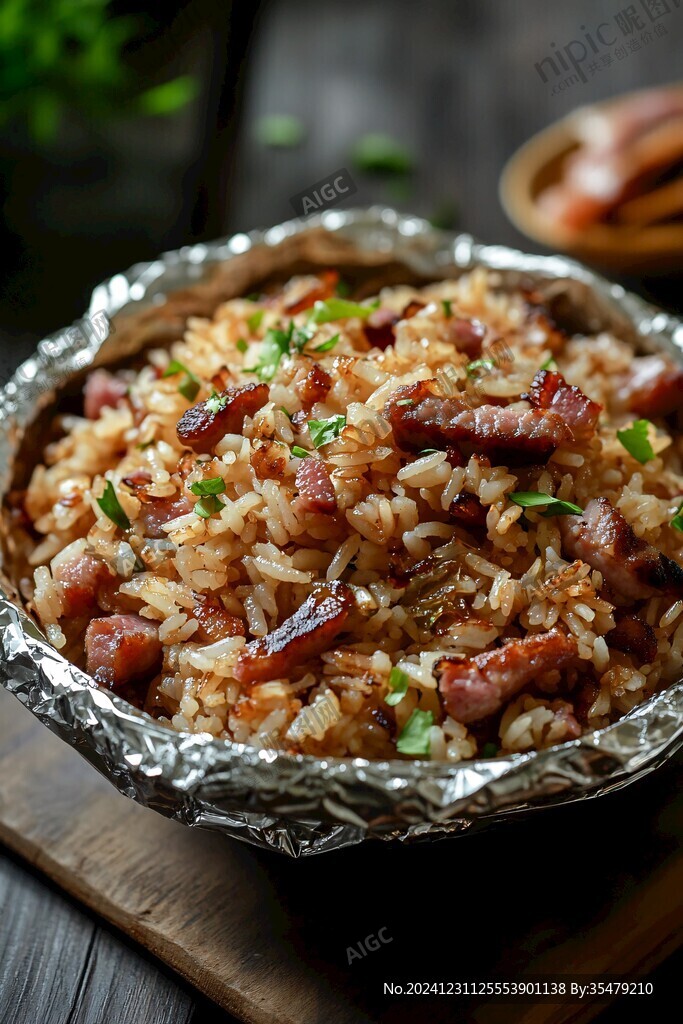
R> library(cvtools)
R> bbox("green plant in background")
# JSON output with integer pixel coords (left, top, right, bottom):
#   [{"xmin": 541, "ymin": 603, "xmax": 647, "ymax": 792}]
[{"xmin": 0, "ymin": 0, "xmax": 197, "ymax": 144}]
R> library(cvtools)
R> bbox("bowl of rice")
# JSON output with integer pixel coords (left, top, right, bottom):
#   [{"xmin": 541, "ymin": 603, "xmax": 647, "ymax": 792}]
[{"xmin": 1, "ymin": 208, "xmax": 682, "ymax": 855}]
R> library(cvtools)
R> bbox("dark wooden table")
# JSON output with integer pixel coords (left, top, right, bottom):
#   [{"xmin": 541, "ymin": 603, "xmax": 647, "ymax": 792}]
[{"xmin": 2, "ymin": 1, "xmax": 683, "ymax": 1021}]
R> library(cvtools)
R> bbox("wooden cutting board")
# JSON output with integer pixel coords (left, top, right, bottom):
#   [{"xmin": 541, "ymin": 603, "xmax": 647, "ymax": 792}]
[{"xmin": 0, "ymin": 686, "xmax": 680, "ymax": 1024}]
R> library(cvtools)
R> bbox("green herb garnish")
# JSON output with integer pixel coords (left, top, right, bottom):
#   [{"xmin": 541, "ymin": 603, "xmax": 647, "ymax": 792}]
[
  {"xmin": 236, "ymin": 338, "xmax": 248, "ymax": 354},
  {"xmin": 616, "ymin": 419, "xmax": 655, "ymax": 464},
  {"xmin": 308, "ymin": 414, "xmax": 346, "ymax": 448},
  {"xmin": 280, "ymin": 406, "xmax": 293, "ymax": 421},
  {"xmin": 189, "ymin": 477, "xmax": 227, "ymax": 497},
  {"xmin": 419, "ymin": 449, "xmax": 441, "ymax": 456},
  {"xmin": 466, "ymin": 358, "xmax": 496, "ymax": 378},
  {"xmin": 510, "ymin": 492, "xmax": 584, "ymax": 517},
  {"xmin": 396, "ymin": 708, "xmax": 433, "ymax": 756},
  {"xmin": 442, "ymin": 299, "xmax": 453, "ymax": 319},
  {"xmin": 163, "ymin": 359, "xmax": 200, "ymax": 402},
  {"xmin": 96, "ymin": 481, "xmax": 131, "ymax": 531},
  {"xmin": 307, "ymin": 297, "xmax": 378, "ymax": 325},
  {"xmin": 336, "ymin": 279, "xmax": 351, "ymax": 297},
  {"xmin": 396, "ymin": 398, "xmax": 415, "ymax": 407},
  {"xmin": 481, "ymin": 742, "xmax": 499, "ymax": 758},
  {"xmin": 385, "ymin": 667, "xmax": 409, "ymax": 707},
  {"xmin": 247, "ymin": 309, "xmax": 264, "ymax": 332},
  {"xmin": 205, "ymin": 391, "xmax": 228, "ymax": 415},
  {"xmin": 248, "ymin": 324, "xmax": 293, "ymax": 380},
  {"xmin": 671, "ymin": 500, "xmax": 683, "ymax": 532},
  {"xmin": 540, "ymin": 356, "xmax": 557, "ymax": 371},
  {"xmin": 291, "ymin": 322, "xmax": 316, "ymax": 354},
  {"xmin": 291, "ymin": 446, "xmax": 310, "ymax": 459},
  {"xmin": 314, "ymin": 333, "xmax": 340, "ymax": 353},
  {"xmin": 136, "ymin": 438, "xmax": 155, "ymax": 451},
  {"xmin": 194, "ymin": 494, "xmax": 224, "ymax": 519}
]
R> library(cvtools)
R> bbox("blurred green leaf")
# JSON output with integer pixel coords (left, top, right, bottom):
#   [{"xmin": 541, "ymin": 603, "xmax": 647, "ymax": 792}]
[
  {"xmin": 351, "ymin": 133, "xmax": 414, "ymax": 176},
  {"xmin": 254, "ymin": 114, "xmax": 305, "ymax": 148},
  {"xmin": 137, "ymin": 75, "xmax": 198, "ymax": 115},
  {"xmin": 27, "ymin": 90, "xmax": 61, "ymax": 142}
]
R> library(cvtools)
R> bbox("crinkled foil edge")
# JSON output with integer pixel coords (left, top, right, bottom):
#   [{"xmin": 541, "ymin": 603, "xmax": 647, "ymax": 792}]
[{"xmin": 1, "ymin": 207, "xmax": 682, "ymax": 857}]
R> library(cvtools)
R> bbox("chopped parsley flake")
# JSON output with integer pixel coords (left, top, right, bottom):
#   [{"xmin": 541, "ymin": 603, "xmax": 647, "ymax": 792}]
[
  {"xmin": 385, "ymin": 667, "xmax": 409, "ymax": 707},
  {"xmin": 308, "ymin": 414, "xmax": 346, "ymax": 448},
  {"xmin": 396, "ymin": 708, "xmax": 433, "ymax": 756},
  {"xmin": 189, "ymin": 477, "xmax": 227, "ymax": 497},
  {"xmin": 163, "ymin": 359, "xmax": 200, "ymax": 402},
  {"xmin": 616, "ymin": 419, "xmax": 655, "ymax": 464},
  {"xmin": 96, "ymin": 481, "xmax": 131, "ymax": 531}
]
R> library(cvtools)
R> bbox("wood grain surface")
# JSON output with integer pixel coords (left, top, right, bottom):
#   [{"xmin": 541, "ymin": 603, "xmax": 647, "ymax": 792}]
[{"xmin": 0, "ymin": 686, "xmax": 681, "ymax": 1024}]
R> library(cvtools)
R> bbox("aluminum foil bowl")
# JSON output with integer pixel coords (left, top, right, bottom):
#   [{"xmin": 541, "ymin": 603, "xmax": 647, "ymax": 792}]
[{"xmin": 1, "ymin": 207, "xmax": 682, "ymax": 857}]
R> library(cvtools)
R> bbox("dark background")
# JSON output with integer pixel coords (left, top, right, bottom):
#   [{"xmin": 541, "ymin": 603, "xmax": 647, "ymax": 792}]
[{"xmin": 1, "ymin": 1, "xmax": 682, "ymax": 1021}]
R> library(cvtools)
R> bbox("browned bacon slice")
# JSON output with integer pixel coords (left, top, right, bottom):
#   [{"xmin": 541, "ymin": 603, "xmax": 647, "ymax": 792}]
[
  {"xmin": 295, "ymin": 363, "xmax": 332, "ymax": 410},
  {"xmin": 384, "ymin": 381, "xmax": 572, "ymax": 463},
  {"xmin": 620, "ymin": 355, "xmax": 683, "ymax": 418},
  {"xmin": 234, "ymin": 581, "xmax": 354, "ymax": 684},
  {"xmin": 176, "ymin": 383, "xmax": 269, "ymax": 453},
  {"xmin": 524, "ymin": 369, "xmax": 602, "ymax": 439},
  {"xmin": 434, "ymin": 629, "xmax": 578, "ymax": 723},
  {"xmin": 607, "ymin": 612, "xmax": 658, "ymax": 664},
  {"xmin": 444, "ymin": 317, "xmax": 486, "ymax": 357},
  {"xmin": 363, "ymin": 308, "xmax": 399, "ymax": 350},
  {"xmin": 560, "ymin": 497, "xmax": 683, "ymax": 601},
  {"xmin": 84, "ymin": 369, "xmax": 128, "ymax": 420},
  {"xmin": 282, "ymin": 270, "xmax": 339, "ymax": 315},
  {"xmin": 295, "ymin": 458, "xmax": 336, "ymax": 514},
  {"xmin": 449, "ymin": 492, "xmax": 487, "ymax": 529},
  {"xmin": 138, "ymin": 495, "xmax": 193, "ymax": 538},
  {"xmin": 54, "ymin": 554, "xmax": 115, "ymax": 617},
  {"xmin": 192, "ymin": 594, "xmax": 245, "ymax": 642},
  {"xmin": 85, "ymin": 614, "xmax": 162, "ymax": 690}
]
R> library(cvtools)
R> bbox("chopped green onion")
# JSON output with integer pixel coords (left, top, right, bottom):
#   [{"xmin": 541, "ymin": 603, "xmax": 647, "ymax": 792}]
[
  {"xmin": 96, "ymin": 481, "xmax": 131, "ymax": 531},
  {"xmin": 280, "ymin": 406, "xmax": 293, "ymax": 421},
  {"xmin": 336, "ymin": 279, "xmax": 351, "ymax": 297},
  {"xmin": 481, "ymin": 742, "xmax": 499, "ymax": 758},
  {"xmin": 291, "ymin": 445, "xmax": 310, "ymax": 459},
  {"xmin": 247, "ymin": 309, "xmax": 264, "ymax": 332},
  {"xmin": 396, "ymin": 708, "xmax": 433, "ymax": 756},
  {"xmin": 510, "ymin": 492, "xmax": 584, "ymax": 517},
  {"xmin": 236, "ymin": 338, "xmax": 248, "ymax": 354},
  {"xmin": 194, "ymin": 494, "xmax": 224, "ymax": 519},
  {"xmin": 205, "ymin": 391, "xmax": 228, "ymax": 415},
  {"xmin": 189, "ymin": 477, "xmax": 227, "ymax": 497},
  {"xmin": 385, "ymin": 667, "xmax": 409, "ymax": 707},
  {"xmin": 442, "ymin": 299, "xmax": 453, "ymax": 319},
  {"xmin": 396, "ymin": 398, "xmax": 415, "ymax": 407},
  {"xmin": 308, "ymin": 414, "xmax": 346, "ymax": 448},
  {"xmin": 136, "ymin": 438, "xmax": 155, "ymax": 451},
  {"xmin": 540, "ymin": 356, "xmax": 557, "ymax": 371},
  {"xmin": 163, "ymin": 359, "xmax": 200, "ymax": 402},
  {"xmin": 307, "ymin": 297, "xmax": 379, "ymax": 325},
  {"xmin": 671, "ymin": 500, "xmax": 683, "ymax": 532},
  {"xmin": 617, "ymin": 419, "xmax": 655, "ymax": 464},
  {"xmin": 419, "ymin": 448, "xmax": 441, "ymax": 456},
  {"xmin": 314, "ymin": 333, "xmax": 340, "ymax": 353},
  {"xmin": 466, "ymin": 358, "xmax": 496, "ymax": 378}
]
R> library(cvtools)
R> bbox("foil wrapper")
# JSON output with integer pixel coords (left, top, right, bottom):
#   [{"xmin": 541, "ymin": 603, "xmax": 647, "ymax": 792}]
[{"xmin": 1, "ymin": 207, "xmax": 682, "ymax": 857}]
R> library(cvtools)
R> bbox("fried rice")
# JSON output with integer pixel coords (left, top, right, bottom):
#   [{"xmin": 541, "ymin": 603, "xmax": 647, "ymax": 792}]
[{"xmin": 15, "ymin": 266, "xmax": 683, "ymax": 762}]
